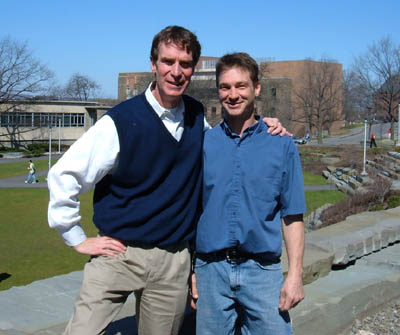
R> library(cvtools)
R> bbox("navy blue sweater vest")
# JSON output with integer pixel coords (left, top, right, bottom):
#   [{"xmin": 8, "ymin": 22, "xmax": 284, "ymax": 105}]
[{"xmin": 93, "ymin": 93, "xmax": 204, "ymax": 247}]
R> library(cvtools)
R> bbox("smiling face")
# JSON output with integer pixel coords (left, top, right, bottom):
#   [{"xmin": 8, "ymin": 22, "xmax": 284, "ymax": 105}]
[
  {"xmin": 218, "ymin": 66, "xmax": 261, "ymax": 120},
  {"xmin": 151, "ymin": 42, "xmax": 194, "ymax": 108}
]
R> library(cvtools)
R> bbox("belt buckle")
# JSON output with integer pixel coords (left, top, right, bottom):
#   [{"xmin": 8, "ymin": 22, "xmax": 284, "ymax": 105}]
[{"xmin": 225, "ymin": 248, "xmax": 238, "ymax": 263}]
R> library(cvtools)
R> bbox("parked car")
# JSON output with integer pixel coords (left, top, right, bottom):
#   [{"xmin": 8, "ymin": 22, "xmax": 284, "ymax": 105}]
[{"xmin": 292, "ymin": 136, "xmax": 307, "ymax": 144}]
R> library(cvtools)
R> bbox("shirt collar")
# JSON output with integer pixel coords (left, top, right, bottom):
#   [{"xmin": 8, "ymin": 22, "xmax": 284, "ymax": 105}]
[
  {"xmin": 145, "ymin": 82, "xmax": 184, "ymax": 122},
  {"xmin": 221, "ymin": 116, "xmax": 264, "ymax": 139}
]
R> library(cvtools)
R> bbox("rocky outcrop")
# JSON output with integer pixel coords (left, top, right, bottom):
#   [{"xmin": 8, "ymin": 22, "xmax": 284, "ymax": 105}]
[
  {"xmin": 367, "ymin": 151, "xmax": 400, "ymax": 186},
  {"xmin": 322, "ymin": 151, "xmax": 400, "ymax": 194},
  {"xmin": 322, "ymin": 166, "xmax": 371, "ymax": 195}
]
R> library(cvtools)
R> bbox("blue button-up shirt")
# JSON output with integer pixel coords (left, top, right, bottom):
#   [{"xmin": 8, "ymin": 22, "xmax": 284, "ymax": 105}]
[{"xmin": 196, "ymin": 119, "xmax": 306, "ymax": 257}]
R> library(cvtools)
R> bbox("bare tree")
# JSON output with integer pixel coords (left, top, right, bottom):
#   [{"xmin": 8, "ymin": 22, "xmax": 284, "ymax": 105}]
[
  {"xmin": 0, "ymin": 36, "xmax": 53, "ymax": 109},
  {"xmin": 293, "ymin": 59, "xmax": 343, "ymax": 144},
  {"xmin": 342, "ymin": 70, "xmax": 361, "ymax": 123},
  {"xmin": 65, "ymin": 73, "xmax": 100, "ymax": 101},
  {"xmin": 0, "ymin": 36, "xmax": 53, "ymax": 148},
  {"xmin": 351, "ymin": 36, "xmax": 400, "ymax": 139}
]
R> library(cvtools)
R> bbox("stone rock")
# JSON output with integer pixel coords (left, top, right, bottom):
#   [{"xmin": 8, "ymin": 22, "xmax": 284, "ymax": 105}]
[
  {"xmin": 304, "ymin": 203, "xmax": 333, "ymax": 232},
  {"xmin": 326, "ymin": 166, "xmax": 336, "ymax": 173}
]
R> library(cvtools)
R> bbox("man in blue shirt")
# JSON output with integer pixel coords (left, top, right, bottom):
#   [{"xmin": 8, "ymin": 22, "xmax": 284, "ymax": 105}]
[{"xmin": 191, "ymin": 53, "xmax": 306, "ymax": 335}]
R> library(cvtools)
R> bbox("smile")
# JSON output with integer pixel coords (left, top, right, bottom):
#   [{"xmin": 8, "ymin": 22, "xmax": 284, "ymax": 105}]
[{"xmin": 167, "ymin": 81, "xmax": 184, "ymax": 87}]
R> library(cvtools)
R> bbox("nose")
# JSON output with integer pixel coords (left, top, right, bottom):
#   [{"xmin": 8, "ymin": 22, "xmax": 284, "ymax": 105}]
[
  {"xmin": 228, "ymin": 87, "xmax": 239, "ymax": 100},
  {"xmin": 171, "ymin": 62, "xmax": 182, "ymax": 78}
]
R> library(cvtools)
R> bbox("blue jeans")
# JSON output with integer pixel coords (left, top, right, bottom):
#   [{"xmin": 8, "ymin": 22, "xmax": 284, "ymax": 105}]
[
  {"xmin": 26, "ymin": 172, "xmax": 37, "ymax": 183},
  {"xmin": 195, "ymin": 256, "xmax": 292, "ymax": 335}
]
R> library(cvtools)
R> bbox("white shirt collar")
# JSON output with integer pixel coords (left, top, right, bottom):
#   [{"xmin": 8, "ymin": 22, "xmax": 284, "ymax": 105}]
[{"xmin": 145, "ymin": 82, "xmax": 184, "ymax": 121}]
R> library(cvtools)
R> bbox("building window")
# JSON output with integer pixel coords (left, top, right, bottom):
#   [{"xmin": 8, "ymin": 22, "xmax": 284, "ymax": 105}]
[
  {"xmin": 211, "ymin": 107, "xmax": 217, "ymax": 115},
  {"xmin": 0, "ymin": 112, "xmax": 85, "ymax": 128},
  {"xmin": 271, "ymin": 88, "xmax": 277, "ymax": 98},
  {"xmin": 202, "ymin": 59, "xmax": 217, "ymax": 70}
]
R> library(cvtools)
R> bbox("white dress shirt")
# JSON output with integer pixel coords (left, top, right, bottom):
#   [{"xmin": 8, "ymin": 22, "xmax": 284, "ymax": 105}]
[{"xmin": 48, "ymin": 84, "xmax": 211, "ymax": 247}]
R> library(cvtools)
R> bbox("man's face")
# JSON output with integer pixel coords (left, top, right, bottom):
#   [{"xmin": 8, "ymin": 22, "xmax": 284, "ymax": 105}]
[
  {"xmin": 151, "ymin": 42, "xmax": 194, "ymax": 108},
  {"xmin": 218, "ymin": 67, "xmax": 260, "ymax": 119}
]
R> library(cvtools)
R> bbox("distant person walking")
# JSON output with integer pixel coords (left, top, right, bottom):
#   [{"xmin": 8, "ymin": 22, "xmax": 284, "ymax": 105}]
[
  {"xmin": 25, "ymin": 160, "xmax": 37, "ymax": 184},
  {"xmin": 370, "ymin": 133, "xmax": 377, "ymax": 148}
]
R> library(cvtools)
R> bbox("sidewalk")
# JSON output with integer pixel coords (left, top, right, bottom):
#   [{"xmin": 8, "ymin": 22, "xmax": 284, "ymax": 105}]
[{"xmin": 1, "ymin": 207, "xmax": 399, "ymax": 334}]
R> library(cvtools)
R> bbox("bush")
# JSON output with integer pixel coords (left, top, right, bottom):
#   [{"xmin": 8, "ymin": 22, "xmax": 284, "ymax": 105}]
[
  {"xmin": 319, "ymin": 176, "xmax": 392, "ymax": 227},
  {"xmin": 370, "ymin": 203, "xmax": 385, "ymax": 211},
  {"xmin": 387, "ymin": 195, "xmax": 400, "ymax": 208}
]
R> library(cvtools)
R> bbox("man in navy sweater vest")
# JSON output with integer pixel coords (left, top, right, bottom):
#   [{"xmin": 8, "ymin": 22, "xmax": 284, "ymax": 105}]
[{"xmin": 48, "ymin": 26, "xmax": 285, "ymax": 335}]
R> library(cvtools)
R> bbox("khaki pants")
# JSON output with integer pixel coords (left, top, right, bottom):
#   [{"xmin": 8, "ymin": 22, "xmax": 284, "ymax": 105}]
[{"xmin": 64, "ymin": 241, "xmax": 191, "ymax": 335}]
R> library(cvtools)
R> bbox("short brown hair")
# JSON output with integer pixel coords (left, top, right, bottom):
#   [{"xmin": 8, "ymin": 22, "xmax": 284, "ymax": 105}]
[
  {"xmin": 216, "ymin": 52, "xmax": 259, "ymax": 87},
  {"xmin": 151, "ymin": 26, "xmax": 201, "ymax": 67}
]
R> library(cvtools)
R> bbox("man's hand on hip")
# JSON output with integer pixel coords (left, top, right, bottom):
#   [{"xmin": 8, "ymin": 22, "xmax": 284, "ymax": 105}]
[
  {"xmin": 279, "ymin": 274, "xmax": 304, "ymax": 312},
  {"xmin": 73, "ymin": 236, "xmax": 127, "ymax": 258}
]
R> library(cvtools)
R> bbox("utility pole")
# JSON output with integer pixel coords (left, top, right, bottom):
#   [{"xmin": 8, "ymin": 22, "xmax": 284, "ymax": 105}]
[
  {"xmin": 58, "ymin": 118, "xmax": 61, "ymax": 154},
  {"xmin": 397, "ymin": 102, "xmax": 400, "ymax": 146},
  {"xmin": 48, "ymin": 125, "xmax": 52, "ymax": 170},
  {"xmin": 361, "ymin": 120, "xmax": 368, "ymax": 176}
]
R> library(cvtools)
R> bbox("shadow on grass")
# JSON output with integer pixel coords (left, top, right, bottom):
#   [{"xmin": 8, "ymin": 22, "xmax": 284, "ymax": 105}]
[{"xmin": 0, "ymin": 273, "xmax": 11, "ymax": 283}]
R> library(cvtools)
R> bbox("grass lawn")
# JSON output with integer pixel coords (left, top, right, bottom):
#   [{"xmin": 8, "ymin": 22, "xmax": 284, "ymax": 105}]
[
  {"xmin": 303, "ymin": 171, "xmax": 328, "ymax": 185},
  {"xmin": 305, "ymin": 189, "xmax": 347, "ymax": 214},
  {"xmin": 0, "ymin": 188, "xmax": 97, "ymax": 291}
]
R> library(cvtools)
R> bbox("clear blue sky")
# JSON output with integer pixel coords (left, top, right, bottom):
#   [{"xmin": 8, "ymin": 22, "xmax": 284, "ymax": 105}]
[{"xmin": 2, "ymin": 0, "xmax": 399, "ymax": 98}]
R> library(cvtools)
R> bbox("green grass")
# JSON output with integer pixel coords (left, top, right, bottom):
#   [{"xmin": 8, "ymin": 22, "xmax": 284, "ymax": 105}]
[
  {"xmin": 305, "ymin": 190, "xmax": 347, "ymax": 214},
  {"xmin": 303, "ymin": 171, "xmax": 328, "ymax": 185},
  {"xmin": 0, "ymin": 188, "xmax": 97, "ymax": 291},
  {"xmin": 0, "ymin": 159, "xmax": 58, "ymax": 179}
]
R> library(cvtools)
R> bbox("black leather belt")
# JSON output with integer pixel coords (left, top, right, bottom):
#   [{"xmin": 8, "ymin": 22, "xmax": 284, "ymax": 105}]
[{"xmin": 197, "ymin": 248, "xmax": 278, "ymax": 264}]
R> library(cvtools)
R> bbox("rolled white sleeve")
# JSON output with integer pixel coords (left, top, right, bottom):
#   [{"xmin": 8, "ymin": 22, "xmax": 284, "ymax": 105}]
[
  {"xmin": 204, "ymin": 117, "xmax": 212, "ymax": 131},
  {"xmin": 47, "ymin": 115, "xmax": 120, "ymax": 247}
]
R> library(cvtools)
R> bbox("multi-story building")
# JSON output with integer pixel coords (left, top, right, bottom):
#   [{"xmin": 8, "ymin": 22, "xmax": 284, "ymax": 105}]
[{"xmin": 260, "ymin": 60, "xmax": 343, "ymax": 136}]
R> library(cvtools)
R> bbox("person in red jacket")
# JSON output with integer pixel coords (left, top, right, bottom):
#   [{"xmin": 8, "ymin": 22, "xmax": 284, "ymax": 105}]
[{"xmin": 370, "ymin": 133, "xmax": 377, "ymax": 147}]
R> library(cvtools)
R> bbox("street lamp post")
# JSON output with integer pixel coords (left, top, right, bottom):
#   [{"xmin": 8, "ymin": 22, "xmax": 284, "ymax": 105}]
[
  {"xmin": 361, "ymin": 119, "xmax": 368, "ymax": 176},
  {"xmin": 397, "ymin": 102, "xmax": 400, "ymax": 146},
  {"xmin": 58, "ymin": 118, "xmax": 61, "ymax": 154},
  {"xmin": 48, "ymin": 125, "xmax": 52, "ymax": 170}
]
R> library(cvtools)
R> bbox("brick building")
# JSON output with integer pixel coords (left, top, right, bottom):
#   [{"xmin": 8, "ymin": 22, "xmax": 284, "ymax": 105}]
[{"xmin": 260, "ymin": 60, "xmax": 343, "ymax": 136}]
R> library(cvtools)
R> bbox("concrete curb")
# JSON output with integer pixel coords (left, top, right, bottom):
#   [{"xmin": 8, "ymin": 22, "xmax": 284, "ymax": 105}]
[{"xmin": 291, "ymin": 244, "xmax": 400, "ymax": 335}]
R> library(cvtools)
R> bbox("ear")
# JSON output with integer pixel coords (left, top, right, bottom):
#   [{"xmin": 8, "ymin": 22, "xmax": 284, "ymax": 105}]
[
  {"xmin": 150, "ymin": 57, "xmax": 156, "ymax": 73},
  {"xmin": 255, "ymin": 82, "xmax": 261, "ymax": 97}
]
